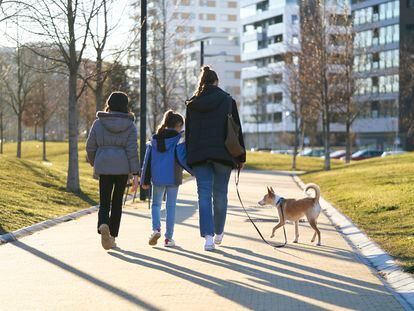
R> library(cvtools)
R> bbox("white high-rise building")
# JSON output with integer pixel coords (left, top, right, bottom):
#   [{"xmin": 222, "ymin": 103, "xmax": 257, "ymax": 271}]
[
  {"xmin": 168, "ymin": 0, "xmax": 244, "ymax": 101},
  {"xmin": 240, "ymin": 0, "xmax": 300, "ymax": 149}
]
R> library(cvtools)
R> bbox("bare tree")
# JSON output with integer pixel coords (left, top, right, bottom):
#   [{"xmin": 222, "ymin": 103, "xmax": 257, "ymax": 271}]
[
  {"xmin": 131, "ymin": 0, "xmax": 189, "ymax": 132},
  {"xmin": 299, "ymin": 0, "xmax": 349, "ymax": 170},
  {"xmin": 282, "ymin": 54, "xmax": 301, "ymax": 170},
  {"xmin": 331, "ymin": 8, "xmax": 358, "ymax": 163},
  {"xmin": 0, "ymin": 45, "xmax": 38, "ymax": 158},
  {"xmin": 20, "ymin": 0, "xmax": 101, "ymax": 191},
  {"xmin": 23, "ymin": 69, "xmax": 62, "ymax": 160}
]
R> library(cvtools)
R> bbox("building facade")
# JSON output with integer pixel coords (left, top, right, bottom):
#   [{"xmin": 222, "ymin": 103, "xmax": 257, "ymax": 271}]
[
  {"xmin": 169, "ymin": 0, "xmax": 244, "ymax": 102},
  {"xmin": 352, "ymin": 0, "xmax": 414, "ymax": 150},
  {"xmin": 240, "ymin": 0, "xmax": 300, "ymax": 149}
]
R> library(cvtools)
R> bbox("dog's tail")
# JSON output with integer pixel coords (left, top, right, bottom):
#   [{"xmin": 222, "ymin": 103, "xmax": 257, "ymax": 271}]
[{"xmin": 305, "ymin": 183, "xmax": 320, "ymax": 202}]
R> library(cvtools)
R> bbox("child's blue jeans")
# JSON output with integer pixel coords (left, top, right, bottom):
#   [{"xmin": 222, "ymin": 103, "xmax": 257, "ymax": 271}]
[{"xmin": 151, "ymin": 185, "xmax": 179, "ymax": 240}]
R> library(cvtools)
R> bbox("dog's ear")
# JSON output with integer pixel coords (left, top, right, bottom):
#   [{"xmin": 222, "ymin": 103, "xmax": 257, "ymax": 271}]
[
  {"xmin": 270, "ymin": 187, "xmax": 275, "ymax": 194},
  {"xmin": 267, "ymin": 187, "xmax": 272, "ymax": 194}
]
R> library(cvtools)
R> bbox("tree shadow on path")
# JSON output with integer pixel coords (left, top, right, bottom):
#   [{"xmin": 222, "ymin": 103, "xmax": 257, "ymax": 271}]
[
  {"xmin": 109, "ymin": 246, "xmax": 398, "ymax": 311},
  {"xmin": 10, "ymin": 240, "xmax": 160, "ymax": 310}
]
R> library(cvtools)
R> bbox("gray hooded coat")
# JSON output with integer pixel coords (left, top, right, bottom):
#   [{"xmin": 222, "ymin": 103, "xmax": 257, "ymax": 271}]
[{"xmin": 86, "ymin": 111, "xmax": 140, "ymax": 175}]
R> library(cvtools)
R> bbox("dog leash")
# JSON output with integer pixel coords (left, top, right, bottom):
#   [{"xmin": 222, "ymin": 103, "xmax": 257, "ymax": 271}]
[{"xmin": 235, "ymin": 168, "xmax": 287, "ymax": 249}]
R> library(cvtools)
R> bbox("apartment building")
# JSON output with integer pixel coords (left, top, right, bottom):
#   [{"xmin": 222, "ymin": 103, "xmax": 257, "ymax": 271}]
[
  {"xmin": 169, "ymin": 0, "xmax": 244, "ymax": 102},
  {"xmin": 352, "ymin": 0, "xmax": 414, "ymax": 150},
  {"xmin": 239, "ymin": 0, "xmax": 301, "ymax": 149}
]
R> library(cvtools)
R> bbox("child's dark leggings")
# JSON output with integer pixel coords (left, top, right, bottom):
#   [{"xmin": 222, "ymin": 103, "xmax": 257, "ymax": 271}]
[{"xmin": 98, "ymin": 174, "xmax": 129, "ymax": 237}]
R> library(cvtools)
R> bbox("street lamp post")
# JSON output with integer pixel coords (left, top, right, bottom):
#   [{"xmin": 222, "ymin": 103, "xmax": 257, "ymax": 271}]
[
  {"xmin": 139, "ymin": 0, "xmax": 147, "ymax": 201},
  {"xmin": 200, "ymin": 40, "xmax": 204, "ymax": 67}
]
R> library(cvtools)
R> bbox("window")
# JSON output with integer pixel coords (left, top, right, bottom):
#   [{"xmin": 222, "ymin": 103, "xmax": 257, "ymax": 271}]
[
  {"xmin": 257, "ymin": 0, "xmax": 269, "ymax": 12},
  {"xmin": 292, "ymin": 34, "xmax": 299, "ymax": 45},
  {"xmin": 409, "ymin": 0, "xmax": 414, "ymax": 8},
  {"xmin": 243, "ymin": 15, "xmax": 283, "ymax": 33},
  {"xmin": 371, "ymin": 101, "xmax": 379, "ymax": 118},
  {"xmin": 200, "ymin": 0, "xmax": 215, "ymax": 7},
  {"xmin": 228, "ymin": 1, "xmax": 237, "ymax": 8},
  {"xmin": 272, "ymin": 112, "xmax": 282, "ymax": 123},
  {"xmin": 407, "ymin": 24, "xmax": 414, "ymax": 31},
  {"xmin": 291, "ymin": 15, "xmax": 298, "ymax": 25},
  {"xmin": 207, "ymin": 14, "xmax": 216, "ymax": 20}
]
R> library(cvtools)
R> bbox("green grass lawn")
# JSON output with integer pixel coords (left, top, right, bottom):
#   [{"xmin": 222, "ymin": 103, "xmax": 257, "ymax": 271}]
[
  {"xmin": 0, "ymin": 141, "xmax": 98, "ymax": 234},
  {"xmin": 245, "ymin": 151, "xmax": 345, "ymax": 172},
  {"xmin": 299, "ymin": 153, "xmax": 414, "ymax": 273},
  {"xmin": 246, "ymin": 151, "xmax": 414, "ymax": 272}
]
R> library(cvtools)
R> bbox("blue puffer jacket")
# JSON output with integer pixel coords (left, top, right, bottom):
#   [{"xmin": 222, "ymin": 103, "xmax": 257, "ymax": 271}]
[{"xmin": 141, "ymin": 129, "xmax": 193, "ymax": 186}]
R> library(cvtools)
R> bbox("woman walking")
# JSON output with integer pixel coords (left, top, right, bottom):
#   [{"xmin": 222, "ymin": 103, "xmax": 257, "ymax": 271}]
[
  {"xmin": 185, "ymin": 66, "xmax": 246, "ymax": 251},
  {"xmin": 86, "ymin": 91, "xmax": 139, "ymax": 250},
  {"xmin": 141, "ymin": 110, "xmax": 193, "ymax": 247}
]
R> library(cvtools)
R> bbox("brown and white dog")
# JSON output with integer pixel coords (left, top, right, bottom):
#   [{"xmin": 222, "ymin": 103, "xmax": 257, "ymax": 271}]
[{"xmin": 258, "ymin": 184, "xmax": 322, "ymax": 246}]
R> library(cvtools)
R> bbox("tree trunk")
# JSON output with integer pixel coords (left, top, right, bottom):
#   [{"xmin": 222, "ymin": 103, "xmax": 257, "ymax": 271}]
[
  {"xmin": 299, "ymin": 121, "xmax": 306, "ymax": 151},
  {"xmin": 345, "ymin": 120, "xmax": 351, "ymax": 164},
  {"xmin": 66, "ymin": 70, "xmax": 80, "ymax": 192},
  {"xmin": 34, "ymin": 124, "xmax": 38, "ymax": 141},
  {"xmin": 0, "ymin": 111, "xmax": 3, "ymax": 154},
  {"xmin": 161, "ymin": 0, "xmax": 168, "ymax": 111},
  {"xmin": 95, "ymin": 52, "xmax": 104, "ymax": 112},
  {"xmin": 292, "ymin": 115, "xmax": 299, "ymax": 171},
  {"xmin": 17, "ymin": 113, "xmax": 22, "ymax": 158},
  {"xmin": 323, "ymin": 108, "xmax": 331, "ymax": 171},
  {"xmin": 42, "ymin": 123, "xmax": 47, "ymax": 161}
]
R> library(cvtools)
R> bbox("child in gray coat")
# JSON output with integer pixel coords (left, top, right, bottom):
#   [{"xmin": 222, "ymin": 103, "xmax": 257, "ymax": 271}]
[{"xmin": 86, "ymin": 91, "xmax": 139, "ymax": 250}]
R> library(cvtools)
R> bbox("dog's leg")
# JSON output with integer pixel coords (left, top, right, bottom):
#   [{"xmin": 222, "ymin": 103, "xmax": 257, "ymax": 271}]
[
  {"xmin": 293, "ymin": 221, "xmax": 299, "ymax": 243},
  {"xmin": 311, "ymin": 231, "xmax": 317, "ymax": 243},
  {"xmin": 309, "ymin": 219, "xmax": 321, "ymax": 246},
  {"xmin": 270, "ymin": 221, "xmax": 285, "ymax": 239}
]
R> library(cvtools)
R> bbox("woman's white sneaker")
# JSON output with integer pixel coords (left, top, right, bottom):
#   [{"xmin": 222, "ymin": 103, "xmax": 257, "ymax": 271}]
[
  {"xmin": 204, "ymin": 235, "xmax": 215, "ymax": 251},
  {"xmin": 149, "ymin": 230, "xmax": 161, "ymax": 246},
  {"xmin": 214, "ymin": 233, "xmax": 224, "ymax": 245},
  {"xmin": 164, "ymin": 239, "xmax": 176, "ymax": 247}
]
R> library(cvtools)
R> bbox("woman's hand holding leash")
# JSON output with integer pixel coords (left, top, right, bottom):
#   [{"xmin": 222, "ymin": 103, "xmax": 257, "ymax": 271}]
[{"xmin": 142, "ymin": 184, "xmax": 150, "ymax": 190}]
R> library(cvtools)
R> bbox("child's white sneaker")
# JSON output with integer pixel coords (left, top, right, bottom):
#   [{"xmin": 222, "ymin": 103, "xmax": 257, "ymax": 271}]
[
  {"xmin": 214, "ymin": 233, "xmax": 224, "ymax": 245},
  {"xmin": 204, "ymin": 235, "xmax": 215, "ymax": 251},
  {"xmin": 149, "ymin": 230, "xmax": 161, "ymax": 246},
  {"xmin": 164, "ymin": 239, "xmax": 176, "ymax": 247}
]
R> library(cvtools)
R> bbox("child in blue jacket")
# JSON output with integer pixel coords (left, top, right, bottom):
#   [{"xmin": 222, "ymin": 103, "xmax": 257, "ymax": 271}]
[{"xmin": 141, "ymin": 110, "xmax": 193, "ymax": 247}]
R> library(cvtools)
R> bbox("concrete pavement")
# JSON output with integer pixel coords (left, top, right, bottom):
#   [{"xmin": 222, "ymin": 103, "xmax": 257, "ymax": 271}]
[{"xmin": 0, "ymin": 171, "xmax": 404, "ymax": 310}]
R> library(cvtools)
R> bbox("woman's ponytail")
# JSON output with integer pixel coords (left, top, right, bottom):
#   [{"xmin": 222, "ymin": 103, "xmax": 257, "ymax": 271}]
[{"xmin": 194, "ymin": 65, "xmax": 219, "ymax": 97}]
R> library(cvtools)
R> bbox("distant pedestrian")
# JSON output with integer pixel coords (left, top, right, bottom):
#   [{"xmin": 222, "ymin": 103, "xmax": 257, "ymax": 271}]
[
  {"xmin": 86, "ymin": 91, "xmax": 139, "ymax": 250},
  {"xmin": 185, "ymin": 65, "xmax": 246, "ymax": 251},
  {"xmin": 141, "ymin": 110, "xmax": 193, "ymax": 247}
]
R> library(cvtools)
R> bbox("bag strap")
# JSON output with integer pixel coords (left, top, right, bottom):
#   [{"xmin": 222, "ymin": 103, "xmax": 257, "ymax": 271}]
[
  {"xmin": 227, "ymin": 96, "xmax": 233, "ymax": 116},
  {"xmin": 235, "ymin": 168, "xmax": 287, "ymax": 249}
]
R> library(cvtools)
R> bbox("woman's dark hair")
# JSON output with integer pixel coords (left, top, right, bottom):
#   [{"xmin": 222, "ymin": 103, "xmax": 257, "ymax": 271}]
[
  {"xmin": 157, "ymin": 110, "xmax": 184, "ymax": 135},
  {"xmin": 194, "ymin": 65, "xmax": 219, "ymax": 97},
  {"xmin": 105, "ymin": 91, "xmax": 130, "ymax": 113}
]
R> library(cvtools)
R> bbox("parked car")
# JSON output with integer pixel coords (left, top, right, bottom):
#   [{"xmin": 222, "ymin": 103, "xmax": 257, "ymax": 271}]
[
  {"xmin": 381, "ymin": 150, "xmax": 407, "ymax": 157},
  {"xmin": 329, "ymin": 150, "xmax": 346, "ymax": 159},
  {"xmin": 300, "ymin": 148, "xmax": 325, "ymax": 157},
  {"xmin": 341, "ymin": 150, "xmax": 383, "ymax": 161}
]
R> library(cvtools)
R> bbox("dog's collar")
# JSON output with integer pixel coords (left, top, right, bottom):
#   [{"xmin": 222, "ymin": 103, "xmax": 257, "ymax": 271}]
[{"xmin": 276, "ymin": 197, "xmax": 284, "ymax": 206}]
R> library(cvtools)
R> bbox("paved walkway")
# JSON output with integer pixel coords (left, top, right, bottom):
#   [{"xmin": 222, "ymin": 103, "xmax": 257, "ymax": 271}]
[{"xmin": 0, "ymin": 171, "xmax": 404, "ymax": 310}]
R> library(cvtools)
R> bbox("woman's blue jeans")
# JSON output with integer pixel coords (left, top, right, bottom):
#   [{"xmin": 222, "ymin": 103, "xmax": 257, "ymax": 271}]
[
  {"xmin": 193, "ymin": 161, "xmax": 232, "ymax": 237},
  {"xmin": 151, "ymin": 185, "xmax": 179, "ymax": 240}
]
